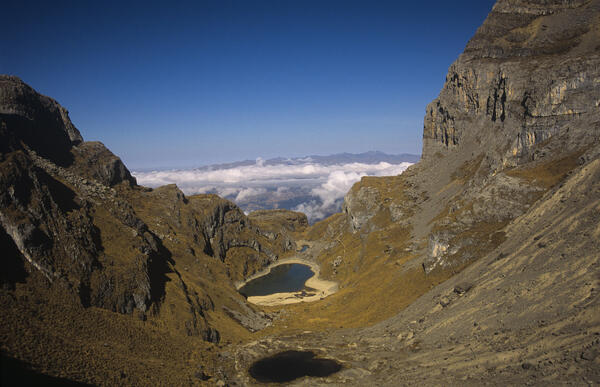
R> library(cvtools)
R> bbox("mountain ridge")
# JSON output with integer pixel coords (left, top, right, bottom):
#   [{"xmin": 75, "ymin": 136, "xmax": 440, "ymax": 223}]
[{"xmin": 1, "ymin": 74, "xmax": 306, "ymax": 383}]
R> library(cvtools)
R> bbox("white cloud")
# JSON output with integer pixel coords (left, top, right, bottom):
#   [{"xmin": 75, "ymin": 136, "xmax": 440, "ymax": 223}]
[
  {"xmin": 290, "ymin": 162, "xmax": 411, "ymax": 221},
  {"xmin": 293, "ymin": 200, "xmax": 332, "ymax": 223},
  {"xmin": 134, "ymin": 161, "xmax": 410, "ymax": 188},
  {"xmin": 188, "ymin": 185, "xmax": 215, "ymax": 194},
  {"xmin": 218, "ymin": 187, "xmax": 241, "ymax": 198},
  {"xmin": 235, "ymin": 187, "xmax": 267, "ymax": 202},
  {"xmin": 132, "ymin": 160, "xmax": 412, "ymax": 222},
  {"xmin": 311, "ymin": 170, "xmax": 362, "ymax": 208}
]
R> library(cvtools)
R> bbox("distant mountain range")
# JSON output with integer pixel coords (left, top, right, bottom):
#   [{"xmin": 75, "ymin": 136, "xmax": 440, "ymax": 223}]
[
  {"xmin": 133, "ymin": 151, "xmax": 420, "ymax": 172},
  {"xmin": 199, "ymin": 151, "xmax": 420, "ymax": 170}
]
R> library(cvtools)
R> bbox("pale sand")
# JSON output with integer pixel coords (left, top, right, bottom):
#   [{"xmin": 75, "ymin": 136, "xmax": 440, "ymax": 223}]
[{"xmin": 236, "ymin": 257, "xmax": 338, "ymax": 306}]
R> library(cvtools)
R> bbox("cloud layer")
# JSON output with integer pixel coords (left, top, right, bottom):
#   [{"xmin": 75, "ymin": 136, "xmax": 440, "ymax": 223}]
[{"xmin": 133, "ymin": 159, "xmax": 412, "ymax": 222}]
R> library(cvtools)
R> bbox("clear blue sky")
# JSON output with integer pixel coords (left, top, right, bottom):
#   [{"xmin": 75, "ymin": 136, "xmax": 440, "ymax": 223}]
[{"xmin": 2, "ymin": 0, "xmax": 496, "ymax": 169}]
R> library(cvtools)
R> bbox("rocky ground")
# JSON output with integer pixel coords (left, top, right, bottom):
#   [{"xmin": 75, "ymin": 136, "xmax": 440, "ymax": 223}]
[{"xmin": 227, "ymin": 154, "xmax": 600, "ymax": 386}]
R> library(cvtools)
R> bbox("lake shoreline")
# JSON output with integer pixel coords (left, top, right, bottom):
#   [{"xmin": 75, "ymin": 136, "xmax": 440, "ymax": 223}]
[{"xmin": 236, "ymin": 257, "xmax": 338, "ymax": 306}]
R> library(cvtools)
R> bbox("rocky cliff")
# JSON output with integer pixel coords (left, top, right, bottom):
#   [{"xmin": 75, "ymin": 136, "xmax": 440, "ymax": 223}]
[
  {"xmin": 418, "ymin": 0, "xmax": 599, "ymax": 273},
  {"xmin": 0, "ymin": 75, "xmax": 301, "ymax": 383},
  {"xmin": 221, "ymin": 1, "xmax": 599, "ymax": 383},
  {"xmin": 342, "ymin": 0, "xmax": 599, "ymax": 274},
  {"xmin": 0, "ymin": 75, "xmax": 154, "ymax": 315},
  {"xmin": 423, "ymin": 0, "xmax": 599, "ymax": 164}
]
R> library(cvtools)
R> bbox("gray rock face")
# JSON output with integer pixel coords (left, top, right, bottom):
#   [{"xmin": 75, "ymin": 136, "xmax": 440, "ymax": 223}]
[
  {"xmin": 413, "ymin": 0, "xmax": 600, "ymax": 272},
  {"xmin": 0, "ymin": 148, "xmax": 161, "ymax": 314},
  {"xmin": 342, "ymin": 185, "xmax": 381, "ymax": 233},
  {"xmin": 222, "ymin": 304, "xmax": 272, "ymax": 333},
  {"xmin": 0, "ymin": 78, "xmax": 253, "ymax": 342},
  {"xmin": 0, "ymin": 75, "xmax": 83, "ymax": 144},
  {"xmin": 330, "ymin": 1, "xmax": 600, "ymax": 282},
  {"xmin": 247, "ymin": 209, "xmax": 308, "ymax": 253},
  {"xmin": 139, "ymin": 184, "xmax": 289, "ymax": 285},
  {"xmin": 422, "ymin": 0, "xmax": 600, "ymax": 168},
  {"xmin": 196, "ymin": 194, "xmax": 277, "ymax": 265},
  {"xmin": 0, "ymin": 76, "xmax": 136, "ymax": 188},
  {"xmin": 340, "ymin": 0, "xmax": 600, "ymax": 273}
]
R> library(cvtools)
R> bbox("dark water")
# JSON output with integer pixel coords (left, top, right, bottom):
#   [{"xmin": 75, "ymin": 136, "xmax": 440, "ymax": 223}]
[
  {"xmin": 1, "ymin": 355, "xmax": 92, "ymax": 386},
  {"xmin": 300, "ymin": 244, "xmax": 309, "ymax": 252},
  {"xmin": 249, "ymin": 350, "xmax": 342, "ymax": 383},
  {"xmin": 239, "ymin": 264, "xmax": 314, "ymax": 297}
]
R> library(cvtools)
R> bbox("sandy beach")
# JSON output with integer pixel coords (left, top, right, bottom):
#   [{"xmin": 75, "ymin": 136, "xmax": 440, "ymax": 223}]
[{"xmin": 236, "ymin": 257, "xmax": 338, "ymax": 306}]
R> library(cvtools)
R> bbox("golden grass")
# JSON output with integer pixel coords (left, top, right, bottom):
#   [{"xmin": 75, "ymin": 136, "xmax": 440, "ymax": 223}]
[
  {"xmin": 91, "ymin": 206, "xmax": 141, "ymax": 266},
  {"xmin": 253, "ymin": 174, "xmax": 456, "ymax": 333},
  {"xmin": 0, "ymin": 255, "xmax": 216, "ymax": 385},
  {"xmin": 3, "ymin": 143, "xmax": 589, "ymax": 385},
  {"xmin": 506, "ymin": 150, "xmax": 585, "ymax": 188}
]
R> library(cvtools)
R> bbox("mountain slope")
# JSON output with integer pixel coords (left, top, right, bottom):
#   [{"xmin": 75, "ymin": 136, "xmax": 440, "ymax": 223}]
[
  {"xmin": 231, "ymin": 155, "xmax": 600, "ymax": 385},
  {"xmin": 0, "ymin": 75, "xmax": 301, "ymax": 384},
  {"xmin": 261, "ymin": 0, "xmax": 600, "ymax": 331},
  {"xmin": 222, "ymin": 0, "xmax": 600, "ymax": 384}
]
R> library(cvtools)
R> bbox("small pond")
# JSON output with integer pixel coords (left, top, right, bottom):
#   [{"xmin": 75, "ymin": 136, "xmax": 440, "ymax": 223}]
[
  {"xmin": 239, "ymin": 264, "xmax": 314, "ymax": 297},
  {"xmin": 300, "ymin": 244, "xmax": 309, "ymax": 253},
  {"xmin": 249, "ymin": 350, "xmax": 342, "ymax": 383}
]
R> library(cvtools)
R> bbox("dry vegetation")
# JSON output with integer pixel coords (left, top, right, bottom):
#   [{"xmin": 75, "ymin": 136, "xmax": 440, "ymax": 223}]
[
  {"xmin": 506, "ymin": 149, "xmax": 586, "ymax": 188},
  {"xmin": 254, "ymin": 174, "xmax": 455, "ymax": 333},
  {"xmin": 0, "ymin": 270, "xmax": 215, "ymax": 385}
]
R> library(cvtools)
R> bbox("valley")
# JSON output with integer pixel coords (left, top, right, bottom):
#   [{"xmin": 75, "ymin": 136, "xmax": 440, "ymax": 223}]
[{"xmin": 1, "ymin": 0, "xmax": 600, "ymax": 385}]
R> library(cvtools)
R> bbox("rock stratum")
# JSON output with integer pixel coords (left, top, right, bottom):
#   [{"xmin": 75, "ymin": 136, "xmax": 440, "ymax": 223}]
[{"xmin": 1, "ymin": 0, "xmax": 600, "ymax": 385}]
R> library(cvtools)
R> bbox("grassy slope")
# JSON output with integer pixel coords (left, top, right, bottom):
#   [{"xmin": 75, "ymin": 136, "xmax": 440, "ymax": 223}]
[{"xmin": 252, "ymin": 147, "xmax": 589, "ymax": 337}]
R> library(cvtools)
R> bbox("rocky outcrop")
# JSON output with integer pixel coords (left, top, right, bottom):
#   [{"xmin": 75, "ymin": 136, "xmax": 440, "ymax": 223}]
[
  {"xmin": 0, "ymin": 76, "xmax": 82, "ymax": 145},
  {"xmin": 342, "ymin": 185, "xmax": 381, "ymax": 232},
  {"xmin": 0, "ymin": 78, "xmax": 229, "ymax": 341},
  {"xmin": 196, "ymin": 194, "xmax": 265, "ymax": 261},
  {"xmin": 0, "ymin": 139, "xmax": 167, "ymax": 315},
  {"xmin": 0, "ymin": 154, "xmax": 157, "ymax": 314},
  {"xmin": 248, "ymin": 209, "xmax": 308, "ymax": 251},
  {"xmin": 71, "ymin": 141, "xmax": 137, "ymax": 186},
  {"xmin": 0, "ymin": 75, "xmax": 82, "ymax": 166},
  {"xmin": 340, "ymin": 0, "xmax": 600, "ymax": 274},
  {"xmin": 415, "ymin": 0, "xmax": 600, "ymax": 272},
  {"xmin": 0, "ymin": 75, "xmax": 288, "ymax": 348},
  {"xmin": 133, "ymin": 186, "xmax": 289, "ymax": 282},
  {"xmin": 422, "ymin": 0, "xmax": 600, "ymax": 168},
  {"xmin": 0, "ymin": 76, "xmax": 137, "ymax": 189}
]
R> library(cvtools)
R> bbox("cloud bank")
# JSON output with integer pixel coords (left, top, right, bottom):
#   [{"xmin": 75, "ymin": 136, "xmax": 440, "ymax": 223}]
[{"xmin": 133, "ymin": 159, "xmax": 412, "ymax": 222}]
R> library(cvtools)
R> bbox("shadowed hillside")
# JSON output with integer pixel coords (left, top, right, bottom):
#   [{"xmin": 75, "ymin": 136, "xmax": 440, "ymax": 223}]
[{"xmin": 0, "ymin": 75, "xmax": 302, "ymax": 383}]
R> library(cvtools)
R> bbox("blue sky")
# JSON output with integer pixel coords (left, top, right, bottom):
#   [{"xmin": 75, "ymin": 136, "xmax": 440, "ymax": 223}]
[{"xmin": 2, "ymin": 0, "xmax": 496, "ymax": 169}]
